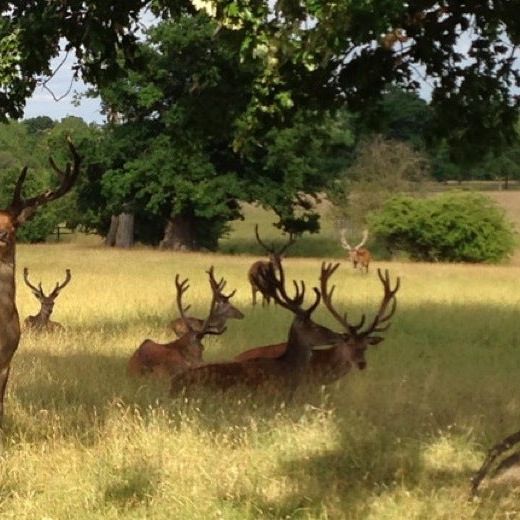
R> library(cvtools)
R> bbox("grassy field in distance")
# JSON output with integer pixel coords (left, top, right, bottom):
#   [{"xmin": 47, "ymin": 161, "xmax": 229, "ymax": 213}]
[{"xmin": 0, "ymin": 241, "xmax": 519, "ymax": 518}]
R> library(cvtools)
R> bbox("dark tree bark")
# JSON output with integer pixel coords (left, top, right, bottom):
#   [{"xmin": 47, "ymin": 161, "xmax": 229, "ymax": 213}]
[
  {"xmin": 105, "ymin": 215, "xmax": 119, "ymax": 247},
  {"xmin": 115, "ymin": 212, "xmax": 134, "ymax": 248},
  {"xmin": 159, "ymin": 214, "xmax": 196, "ymax": 251}
]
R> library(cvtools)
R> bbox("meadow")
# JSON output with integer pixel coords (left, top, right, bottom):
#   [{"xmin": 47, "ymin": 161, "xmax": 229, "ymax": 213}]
[{"xmin": 0, "ymin": 234, "xmax": 519, "ymax": 519}]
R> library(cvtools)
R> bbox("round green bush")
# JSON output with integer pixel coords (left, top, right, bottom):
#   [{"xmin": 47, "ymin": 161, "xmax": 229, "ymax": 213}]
[{"xmin": 369, "ymin": 192, "xmax": 516, "ymax": 263}]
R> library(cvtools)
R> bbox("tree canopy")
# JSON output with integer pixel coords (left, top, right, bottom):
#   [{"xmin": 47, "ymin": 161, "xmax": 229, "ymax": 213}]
[{"xmin": 1, "ymin": 1, "xmax": 518, "ymax": 160}]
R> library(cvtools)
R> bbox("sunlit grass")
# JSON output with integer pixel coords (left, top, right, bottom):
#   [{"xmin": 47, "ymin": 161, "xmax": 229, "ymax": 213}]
[{"xmin": 0, "ymin": 241, "xmax": 519, "ymax": 518}]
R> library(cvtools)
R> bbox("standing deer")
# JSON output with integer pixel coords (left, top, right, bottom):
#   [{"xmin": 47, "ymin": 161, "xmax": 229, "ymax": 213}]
[
  {"xmin": 170, "ymin": 266, "xmax": 244, "ymax": 337},
  {"xmin": 340, "ymin": 229, "xmax": 372, "ymax": 272},
  {"xmin": 23, "ymin": 268, "xmax": 72, "ymax": 332},
  {"xmin": 234, "ymin": 263, "xmax": 400, "ymax": 384},
  {"xmin": 170, "ymin": 261, "xmax": 343, "ymax": 395},
  {"xmin": 128, "ymin": 268, "xmax": 227, "ymax": 378},
  {"xmin": 0, "ymin": 138, "xmax": 80, "ymax": 422},
  {"xmin": 248, "ymin": 224, "xmax": 295, "ymax": 306}
]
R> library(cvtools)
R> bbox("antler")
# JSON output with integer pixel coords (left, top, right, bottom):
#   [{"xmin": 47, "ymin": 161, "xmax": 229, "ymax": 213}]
[
  {"xmin": 320, "ymin": 262, "xmax": 366, "ymax": 335},
  {"xmin": 255, "ymin": 224, "xmax": 296, "ymax": 257},
  {"xmin": 357, "ymin": 269, "xmax": 400, "ymax": 337},
  {"xmin": 9, "ymin": 137, "xmax": 81, "ymax": 221},
  {"xmin": 207, "ymin": 266, "xmax": 236, "ymax": 299},
  {"xmin": 252, "ymin": 261, "xmax": 320, "ymax": 318},
  {"xmin": 340, "ymin": 229, "xmax": 352, "ymax": 251},
  {"xmin": 254, "ymin": 224, "xmax": 275, "ymax": 254},
  {"xmin": 199, "ymin": 266, "xmax": 227, "ymax": 336},
  {"xmin": 355, "ymin": 229, "xmax": 369, "ymax": 250},
  {"xmin": 320, "ymin": 263, "xmax": 400, "ymax": 338},
  {"xmin": 277, "ymin": 231, "xmax": 296, "ymax": 256},
  {"xmin": 49, "ymin": 269, "xmax": 72, "ymax": 298},
  {"xmin": 174, "ymin": 274, "xmax": 193, "ymax": 330},
  {"xmin": 23, "ymin": 267, "xmax": 44, "ymax": 298}
]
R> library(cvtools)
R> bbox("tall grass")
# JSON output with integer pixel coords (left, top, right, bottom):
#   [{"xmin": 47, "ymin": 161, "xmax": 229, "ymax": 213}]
[{"xmin": 1, "ymin": 242, "xmax": 519, "ymax": 518}]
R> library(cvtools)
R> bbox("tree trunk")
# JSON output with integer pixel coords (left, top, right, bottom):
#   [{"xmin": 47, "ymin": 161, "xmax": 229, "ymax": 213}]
[
  {"xmin": 160, "ymin": 214, "xmax": 196, "ymax": 251},
  {"xmin": 115, "ymin": 212, "xmax": 134, "ymax": 248},
  {"xmin": 105, "ymin": 215, "xmax": 119, "ymax": 247}
]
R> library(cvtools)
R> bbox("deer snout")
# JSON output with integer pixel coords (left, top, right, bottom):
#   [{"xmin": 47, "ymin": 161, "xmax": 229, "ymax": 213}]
[{"xmin": 357, "ymin": 361, "xmax": 367, "ymax": 370}]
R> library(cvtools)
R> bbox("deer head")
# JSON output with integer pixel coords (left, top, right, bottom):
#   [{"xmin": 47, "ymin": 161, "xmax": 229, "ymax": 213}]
[
  {"xmin": 23, "ymin": 268, "xmax": 72, "ymax": 319},
  {"xmin": 320, "ymin": 262, "xmax": 400, "ymax": 370},
  {"xmin": 206, "ymin": 266, "xmax": 244, "ymax": 325},
  {"xmin": 0, "ymin": 138, "xmax": 80, "ymax": 261},
  {"xmin": 174, "ymin": 270, "xmax": 227, "ymax": 362},
  {"xmin": 254, "ymin": 224, "xmax": 296, "ymax": 269},
  {"xmin": 251, "ymin": 261, "xmax": 343, "ymax": 365}
]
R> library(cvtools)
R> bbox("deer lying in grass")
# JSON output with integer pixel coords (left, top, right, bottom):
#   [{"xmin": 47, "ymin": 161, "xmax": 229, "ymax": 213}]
[
  {"xmin": 128, "ymin": 269, "xmax": 227, "ymax": 378},
  {"xmin": 248, "ymin": 224, "xmax": 295, "ymax": 306},
  {"xmin": 170, "ymin": 267, "xmax": 244, "ymax": 337},
  {"xmin": 234, "ymin": 263, "xmax": 400, "ymax": 384},
  {"xmin": 341, "ymin": 229, "xmax": 372, "ymax": 273},
  {"xmin": 23, "ymin": 268, "xmax": 72, "ymax": 332},
  {"xmin": 170, "ymin": 262, "xmax": 344, "ymax": 395}
]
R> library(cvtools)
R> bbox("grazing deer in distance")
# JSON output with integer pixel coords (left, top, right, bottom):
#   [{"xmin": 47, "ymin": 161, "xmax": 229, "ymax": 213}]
[
  {"xmin": 23, "ymin": 268, "xmax": 72, "ymax": 332},
  {"xmin": 248, "ymin": 224, "xmax": 295, "ymax": 306},
  {"xmin": 340, "ymin": 229, "xmax": 372, "ymax": 273},
  {"xmin": 128, "ymin": 269, "xmax": 227, "ymax": 378},
  {"xmin": 171, "ymin": 266, "xmax": 244, "ymax": 337},
  {"xmin": 235, "ymin": 263, "xmax": 400, "ymax": 384},
  {"xmin": 170, "ymin": 261, "xmax": 344, "ymax": 395},
  {"xmin": 0, "ymin": 138, "xmax": 80, "ymax": 422}
]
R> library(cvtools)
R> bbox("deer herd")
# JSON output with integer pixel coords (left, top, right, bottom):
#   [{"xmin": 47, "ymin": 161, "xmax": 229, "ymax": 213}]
[{"xmin": 0, "ymin": 138, "xmax": 393, "ymax": 422}]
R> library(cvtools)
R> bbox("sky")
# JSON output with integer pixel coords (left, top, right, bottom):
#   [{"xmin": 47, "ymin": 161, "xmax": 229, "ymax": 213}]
[{"xmin": 23, "ymin": 50, "xmax": 104, "ymax": 124}]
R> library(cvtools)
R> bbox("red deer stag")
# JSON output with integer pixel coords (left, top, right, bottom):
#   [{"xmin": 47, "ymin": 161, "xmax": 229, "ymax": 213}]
[
  {"xmin": 23, "ymin": 268, "xmax": 72, "ymax": 332},
  {"xmin": 170, "ymin": 267, "xmax": 244, "ymax": 337},
  {"xmin": 248, "ymin": 224, "xmax": 295, "ymax": 306},
  {"xmin": 128, "ymin": 269, "xmax": 227, "ymax": 378},
  {"xmin": 0, "ymin": 138, "xmax": 80, "ymax": 422},
  {"xmin": 171, "ymin": 262, "xmax": 344, "ymax": 395},
  {"xmin": 340, "ymin": 229, "xmax": 372, "ymax": 273},
  {"xmin": 234, "ymin": 263, "xmax": 400, "ymax": 384}
]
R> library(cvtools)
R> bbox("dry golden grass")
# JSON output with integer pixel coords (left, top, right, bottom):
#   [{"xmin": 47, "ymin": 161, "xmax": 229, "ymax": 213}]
[{"xmin": 1, "ymin": 241, "xmax": 519, "ymax": 518}]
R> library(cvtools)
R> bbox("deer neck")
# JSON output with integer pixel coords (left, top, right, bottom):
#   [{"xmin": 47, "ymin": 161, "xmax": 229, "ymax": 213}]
[
  {"xmin": 280, "ymin": 317, "xmax": 312, "ymax": 367},
  {"xmin": 0, "ymin": 243, "xmax": 20, "ymax": 364},
  {"xmin": 35, "ymin": 303, "xmax": 53, "ymax": 324},
  {"xmin": 0, "ymin": 244, "xmax": 16, "ymax": 312}
]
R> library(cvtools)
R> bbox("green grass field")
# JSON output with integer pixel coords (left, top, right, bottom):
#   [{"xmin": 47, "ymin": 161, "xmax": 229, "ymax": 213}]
[{"xmin": 1, "ymin": 239, "xmax": 519, "ymax": 519}]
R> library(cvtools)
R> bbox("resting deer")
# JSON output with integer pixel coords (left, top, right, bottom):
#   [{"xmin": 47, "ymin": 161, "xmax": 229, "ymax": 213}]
[
  {"xmin": 248, "ymin": 224, "xmax": 295, "ymax": 306},
  {"xmin": 128, "ymin": 269, "xmax": 227, "ymax": 378},
  {"xmin": 23, "ymin": 268, "xmax": 72, "ymax": 332},
  {"xmin": 341, "ymin": 229, "xmax": 372, "ymax": 273},
  {"xmin": 0, "ymin": 138, "xmax": 80, "ymax": 422},
  {"xmin": 170, "ymin": 261, "xmax": 343, "ymax": 395},
  {"xmin": 234, "ymin": 263, "xmax": 400, "ymax": 384},
  {"xmin": 170, "ymin": 267, "xmax": 244, "ymax": 337}
]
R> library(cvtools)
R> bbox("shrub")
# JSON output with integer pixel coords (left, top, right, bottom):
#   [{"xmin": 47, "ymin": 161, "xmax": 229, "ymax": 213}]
[{"xmin": 370, "ymin": 192, "xmax": 516, "ymax": 263}]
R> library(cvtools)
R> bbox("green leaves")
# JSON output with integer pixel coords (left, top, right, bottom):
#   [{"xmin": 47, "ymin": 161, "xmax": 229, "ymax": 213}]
[{"xmin": 370, "ymin": 193, "xmax": 517, "ymax": 263}]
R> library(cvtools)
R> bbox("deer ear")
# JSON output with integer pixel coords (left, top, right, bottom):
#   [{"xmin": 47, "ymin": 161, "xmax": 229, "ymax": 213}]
[
  {"xmin": 368, "ymin": 336, "xmax": 384, "ymax": 346},
  {"xmin": 14, "ymin": 207, "xmax": 37, "ymax": 226}
]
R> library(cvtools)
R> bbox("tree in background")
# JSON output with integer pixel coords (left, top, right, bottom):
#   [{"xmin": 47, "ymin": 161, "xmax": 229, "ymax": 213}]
[
  {"xmin": 332, "ymin": 136, "xmax": 430, "ymax": 233},
  {"xmin": 82, "ymin": 15, "xmax": 352, "ymax": 249}
]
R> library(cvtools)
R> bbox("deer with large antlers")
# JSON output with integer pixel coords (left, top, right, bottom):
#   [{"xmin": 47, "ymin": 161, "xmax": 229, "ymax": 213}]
[
  {"xmin": 23, "ymin": 268, "xmax": 72, "ymax": 332},
  {"xmin": 341, "ymin": 229, "xmax": 372, "ymax": 273},
  {"xmin": 235, "ymin": 263, "xmax": 400, "ymax": 384},
  {"xmin": 0, "ymin": 138, "xmax": 80, "ymax": 422},
  {"xmin": 128, "ymin": 268, "xmax": 228, "ymax": 378},
  {"xmin": 171, "ymin": 261, "xmax": 343, "ymax": 395},
  {"xmin": 248, "ymin": 224, "xmax": 295, "ymax": 306},
  {"xmin": 170, "ymin": 267, "xmax": 244, "ymax": 337}
]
